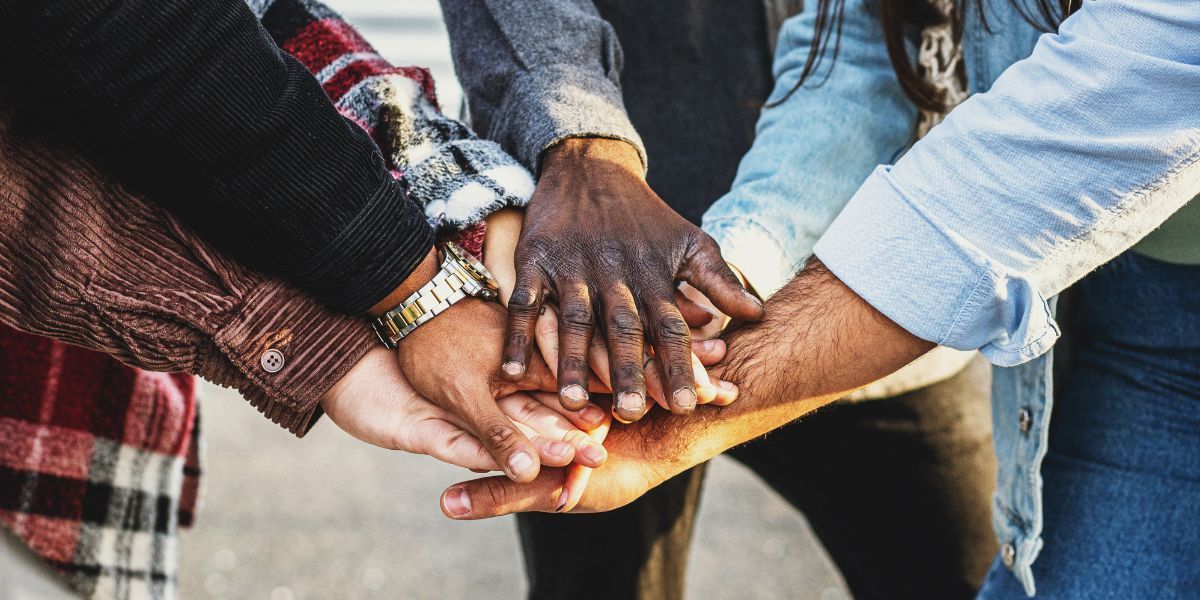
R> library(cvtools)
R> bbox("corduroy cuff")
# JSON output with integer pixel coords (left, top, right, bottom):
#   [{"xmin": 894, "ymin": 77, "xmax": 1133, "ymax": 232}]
[{"xmin": 212, "ymin": 278, "xmax": 376, "ymax": 436}]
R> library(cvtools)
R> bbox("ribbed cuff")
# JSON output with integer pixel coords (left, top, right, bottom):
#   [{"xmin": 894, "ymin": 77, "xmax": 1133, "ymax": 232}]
[
  {"xmin": 491, "ymin": 67, "xmax": 647, "ymax": 174},
  {"xmin": 212, "ymin": 278, "xmax": 376, "ymax": 436},
  {"xmin": 289, "ymin": 176, "xmax": 436, "ymax": 314}
]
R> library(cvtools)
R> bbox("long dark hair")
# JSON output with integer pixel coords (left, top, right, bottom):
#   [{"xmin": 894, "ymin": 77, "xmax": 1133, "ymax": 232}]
[{"xmin": 780, "ymin": 0, "xmax": 1081, "ymax": 113}]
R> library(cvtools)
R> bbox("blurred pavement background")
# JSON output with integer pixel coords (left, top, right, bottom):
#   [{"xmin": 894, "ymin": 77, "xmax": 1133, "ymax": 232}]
[{"xmin": 178, "ymin": 2, "xmax": 851, "ymax": 598}]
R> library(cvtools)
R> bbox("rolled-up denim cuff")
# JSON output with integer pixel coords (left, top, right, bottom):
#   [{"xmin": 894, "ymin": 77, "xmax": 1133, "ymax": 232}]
[{"xmin": 814, "ymin": 166, "xmax": 1059, "ymax": 367}]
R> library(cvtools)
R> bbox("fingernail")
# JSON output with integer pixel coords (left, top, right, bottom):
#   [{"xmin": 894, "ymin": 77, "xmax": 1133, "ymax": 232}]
[
  {"xmin": 444, "ymin": 487, "xmax": 472, "ymax": 517},
  {"xmin": 673, "ymin": 388, "xmax": 697, "ymax": 411},
  {"xmin": 502, "ymin": 361, "xmax": 524, "ymax": 377},
  {"xmin": 579, "ymin": 404, "xmax": 606, "ymax": 426},
  {"xmin": 581, "ymin": 442, "xmax": 607, "ymax": 464},
  {"xmin": 560, "ymin": 384, "xmax": 588, "ymax": 404},
  {"xmin": 717, "ymin": 380, "xmax": 737, "ymax": 391},
  {"xmin": 508, "ymin": 451, "xmax": 535, "ymax": 476},
  {"xmin": 701, "ymin": 339, "xmax": 716, "ymax": 352},
  {"xmin": 547, "ymin": 441, "xmax": 572, "ymax": 458},
  {"xmin": 616, "ymin": 392, "xmax": 645, "ymax": 414},
  {"xmin": 555, "ymin": 488, "xmax": 569, "ymax": 512}
]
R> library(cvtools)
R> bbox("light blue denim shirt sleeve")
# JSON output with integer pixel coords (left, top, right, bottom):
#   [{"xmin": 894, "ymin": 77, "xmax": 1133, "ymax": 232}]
[
  {"xmin": 700, "ymin": 0, "xmax": 917, "ymax": 299},
  {"xmin": 813, "ymin": 0, "xmax": 1200, "ymax": 367}
]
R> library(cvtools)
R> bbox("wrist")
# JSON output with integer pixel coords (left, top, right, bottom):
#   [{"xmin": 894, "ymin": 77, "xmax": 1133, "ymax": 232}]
[
  {"xmin": 368, "ymin": 246, "xmax": 439, "ymax": 317},
  {"xmin": 541, "ymin": 137, "xmax": 645, "ymax": 179}
]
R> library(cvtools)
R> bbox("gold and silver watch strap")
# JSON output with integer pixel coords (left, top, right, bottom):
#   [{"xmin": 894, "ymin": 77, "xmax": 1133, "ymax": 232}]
[{"xmin": 372, "ymin": 260, "xmax": 472, "ymax": 349}]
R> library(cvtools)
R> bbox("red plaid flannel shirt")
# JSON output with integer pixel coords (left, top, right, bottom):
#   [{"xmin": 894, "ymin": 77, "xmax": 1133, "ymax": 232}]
[{"xmin": 0, "ymin": 1, "xmax": 493, "ymax": 597}]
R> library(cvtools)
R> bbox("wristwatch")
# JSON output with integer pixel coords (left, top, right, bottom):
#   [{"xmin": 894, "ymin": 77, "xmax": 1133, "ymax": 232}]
[{"xmin": 371, "ymin": 242, "xmax": 500, "ymax": 349}]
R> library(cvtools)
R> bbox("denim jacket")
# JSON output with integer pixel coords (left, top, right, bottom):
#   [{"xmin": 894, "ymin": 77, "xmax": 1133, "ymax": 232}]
[{"xmin": 704, "ymin": 0, "xmax": 1200, "ymax": 594}]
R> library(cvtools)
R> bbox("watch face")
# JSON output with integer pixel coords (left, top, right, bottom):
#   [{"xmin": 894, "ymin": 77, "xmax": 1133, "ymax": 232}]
[{"xmin": 445, "ymin": 242, "xmax": 500, "ymax": 298}]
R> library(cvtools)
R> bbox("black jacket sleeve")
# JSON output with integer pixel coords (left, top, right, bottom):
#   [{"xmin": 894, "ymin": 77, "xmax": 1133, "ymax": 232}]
[{"xmin": 0, "ymin": 0, "xmax": 434, "ymax": 314}]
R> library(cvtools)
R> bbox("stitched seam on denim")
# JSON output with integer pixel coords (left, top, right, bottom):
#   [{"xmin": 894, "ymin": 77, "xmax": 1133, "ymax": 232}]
[
  {"xmin": 1030, "ymin": 142, "xmax": 1200, "ymax": 288},
  {"xmin": 872, "ymin": 171, "xmax": 999, "ymax": 348}
]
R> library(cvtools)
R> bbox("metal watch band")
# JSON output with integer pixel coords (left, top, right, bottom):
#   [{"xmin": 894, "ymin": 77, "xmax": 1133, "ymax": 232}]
[{"xmin": 371, "ymin": 258, "xmax": 472, "ymax": 349}]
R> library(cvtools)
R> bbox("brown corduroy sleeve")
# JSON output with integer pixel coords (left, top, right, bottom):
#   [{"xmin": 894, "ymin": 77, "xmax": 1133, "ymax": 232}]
[{"xmin": 0, "ymin": 111, "xmax": 373, "ymax": 436}]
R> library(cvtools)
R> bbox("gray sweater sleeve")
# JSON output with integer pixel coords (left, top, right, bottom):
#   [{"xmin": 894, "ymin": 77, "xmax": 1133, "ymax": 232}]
[{"xmin": 438, "ymin": 0, "xmax": 646, "ymax": 173}]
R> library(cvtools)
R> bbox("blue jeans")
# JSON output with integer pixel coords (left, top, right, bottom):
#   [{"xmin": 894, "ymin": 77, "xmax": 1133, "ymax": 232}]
[{"xmin": 978, "ymin": 252, "xmax": 1200, "ymax": 598}]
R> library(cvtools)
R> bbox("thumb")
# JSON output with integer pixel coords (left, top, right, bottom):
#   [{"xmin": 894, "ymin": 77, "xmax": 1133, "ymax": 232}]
[
  {"xmin": 681, "ymin": 235, "xmax": 764, "ymax": 322},
  {"xmin": 441, "ymin": 469, "xmax": 569, "ymax": 520}
]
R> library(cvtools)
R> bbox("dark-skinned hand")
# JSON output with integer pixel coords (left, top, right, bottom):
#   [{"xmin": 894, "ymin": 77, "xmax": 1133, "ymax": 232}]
[{"xmin": 502, "ymin": 138, "xmax": 764, "ymax": 422}]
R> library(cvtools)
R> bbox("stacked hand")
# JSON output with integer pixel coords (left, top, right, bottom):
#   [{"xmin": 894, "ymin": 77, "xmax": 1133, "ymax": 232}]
[
  {"xmin": 322, "ymin": 138, "xmax": 760, "ymax": 508},
  {"xmin": 499, "ymin": 138, "xmax": 763, "ymax": 421}
]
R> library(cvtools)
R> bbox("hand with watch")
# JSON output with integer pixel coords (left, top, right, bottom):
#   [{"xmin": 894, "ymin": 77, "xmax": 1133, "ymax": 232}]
[{"xmin": 369, "ymin": 239, "xmax": 607, "ymax": 483}]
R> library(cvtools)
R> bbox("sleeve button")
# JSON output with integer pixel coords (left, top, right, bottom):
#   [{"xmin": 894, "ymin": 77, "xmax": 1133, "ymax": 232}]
[{"xmin": 260, "ymin": 349, "xmax": 285, "ymax": 373}]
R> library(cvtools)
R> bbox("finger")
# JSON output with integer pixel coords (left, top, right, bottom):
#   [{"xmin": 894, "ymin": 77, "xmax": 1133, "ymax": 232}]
[
  {"xmin": 554, "ymin": 418, "xmax": 607, "ymax": 512},
  {"xmin": 558, "ymin": 464, "xmax": 594, "ymax": 513},
  {"xmin": 708, "ymin": 379, "xmax": 740, "ymax": 407},
  {"xmin": 441, "ymin": 471, "xmax": 568, "ymax": 520},
  {"xmin": 513, "ymin": 421, "xmax": 575, "ymax": 468},
  {"xmin": 499, "ymin": 393, "xmax": 606, "ymax": 468},
  {"xmin": 690, "ymin": 352, "xmax": 718, "ymax": 405},
  {"xmin": 555, "ymin": 280, "xmax": 595, "ymax": 410},
  {"xmin": 644, "ymin": 296, "xmax": 698, "ymax": 416},
  {"xmin": 524, "ymin": 350, "xmax": 560, "ymax": 393},
  {"xmin": 535, "ymin": 304, "xmax": 561, "ymax": 377},
  {"xmin": 531, "ymin": 392, "xmax": 609, "ymax": 468},
  {"xmin": 587, "ymin": 334, "xmax": 613, "ymax": 391},
  {"xmin": 681, "ymin": 235, "xmax": 764, "ymax": 322},
  {"xmin": 459, "ymin": 395, "xmax": 542, "ymax": 483},
  {"xmin": 643, "ymin": 355, "xmax": 670, "ymax": 411},
  {"xmin": 691, "ymin": 338, "xmax": 727, "ymax": 365},
  {"xmin": 600, "ymin": 286, "xmax": 649, "ymax": 422},
  {"xmin": 410, "ymin": 418, "xmax": 500, "ymax": 472},
  {"xmin": 502, "ymin": 267, "xmax": 549, "ymax": 380},
  {"xmin": 531, "ymin": 391, "xmax": 611, "ymax": 434},
  {"xmin": 675, "ymin": 288, "xmax": 715, "ymax": 328}
]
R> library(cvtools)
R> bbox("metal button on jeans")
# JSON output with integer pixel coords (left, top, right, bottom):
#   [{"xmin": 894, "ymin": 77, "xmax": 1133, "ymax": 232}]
[
  {"xmin": 1001, "ymin": 543, "xmax": 1016, "ymax": 568},
  {"xmin": 261, "ymin": 349, "xmax": 285, "ymax": 373},
  {"xmin": 1018, "ymin": 408, "xmax": 1032, "ymax": 433}
]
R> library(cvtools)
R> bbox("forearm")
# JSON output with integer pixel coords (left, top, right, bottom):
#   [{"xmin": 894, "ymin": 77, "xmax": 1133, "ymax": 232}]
[
  {"xmin": 812, "ymin": 0, "xmax": 1200, "ymax": 366},
  {"xmin": 671, "ymin": 261, "xmax": 934, "ymax": 463},
  {"xmin": 438, "ymin": 0, "xmax": 645, "ymax": 172}
]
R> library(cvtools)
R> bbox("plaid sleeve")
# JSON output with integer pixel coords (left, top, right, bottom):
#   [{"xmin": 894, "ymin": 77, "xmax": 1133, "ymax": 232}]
[{"xmin": 260, "ymin": 0, "xmax": 535, "ymax": 233}]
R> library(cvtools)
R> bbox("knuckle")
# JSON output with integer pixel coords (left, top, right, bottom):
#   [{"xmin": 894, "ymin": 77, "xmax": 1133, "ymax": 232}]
[
  {"xmin": 560, "ymin": 354, "xmax": 589, "ymax": 377},
  {"xmin": 559, "ymin": 300, "xmax": 595, "ymax": 330},
  {"xmin": 519, "ymin": 236, "xmax": 556, "ymax": 263},
  {"xmin": 665, "ymin": 361, "xmax": 693, "ymax": 380},
  {"xmin": 616, "ymin": 361, "xmax": 645, "ymax": 384},
  {"xmin": 480, "ymin": 478, "xmax": 510, "ymax": 508},
  {"xmin": 517, "ymin": 395, "xmax": 544, "ymax": 421},
  {"xmin": 505, "ymin": 331, "xmax": 531, "ymax": 352},
  {"xmin": 692, "ymin": 231, "xmax": 722, "ymax": 256},
  {"xmin": 656, "ymin": 314, "xmax": 690, "ymax": 340},
  {"xmin": 607, "ymin": 308, "xmax": 642, "ymax": 338},
  {"xmin": 482, "ymin": 420, "xmax": 520, "ymax": 452},
  {"xmin": 595, "ymin": 240, "xmax": 626, "ymax": 270},
  {"xmin": 508, "ymin": 287, "xmax": 542, "ymax": 313}
]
